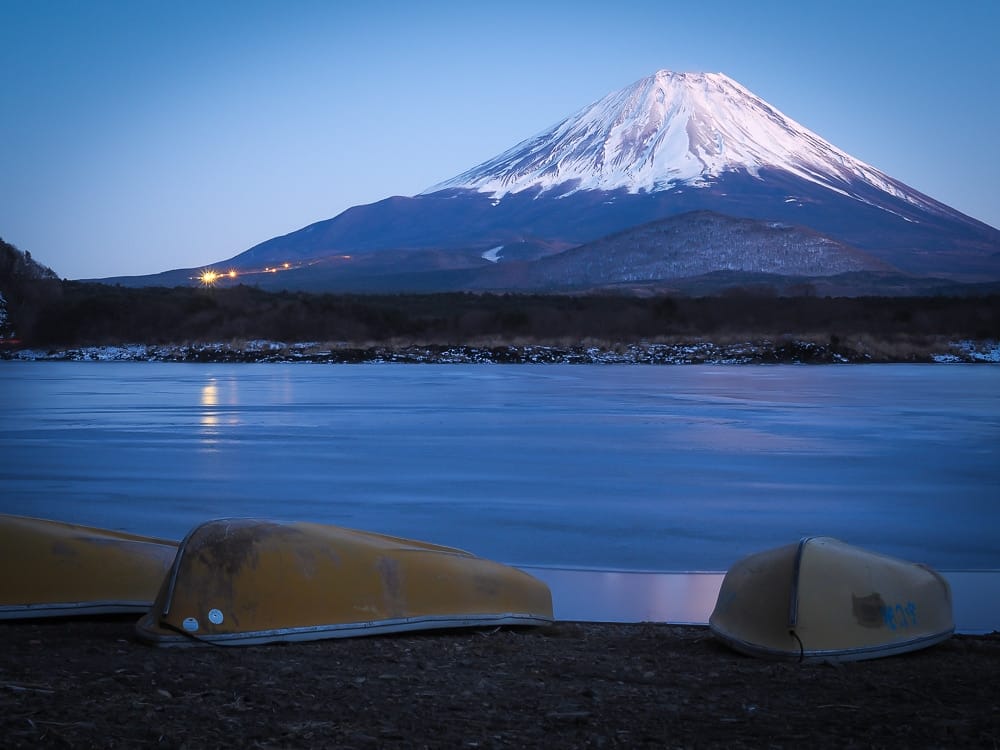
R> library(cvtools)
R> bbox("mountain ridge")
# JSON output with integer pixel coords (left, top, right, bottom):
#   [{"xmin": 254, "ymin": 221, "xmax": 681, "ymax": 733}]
[{"xmin": 461, "ymin": 210, "xmax": 895, "ymax": 292}]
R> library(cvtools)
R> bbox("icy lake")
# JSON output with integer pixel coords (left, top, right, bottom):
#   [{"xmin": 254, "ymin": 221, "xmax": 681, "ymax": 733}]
[{"xmin": 2, "ymin": 362, "xmax": 998, "ymax": 629}]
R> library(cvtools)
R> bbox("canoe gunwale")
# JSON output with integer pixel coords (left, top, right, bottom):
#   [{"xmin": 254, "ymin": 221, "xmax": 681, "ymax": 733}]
[
  {"xmin": 710, "ymin": 623, "xmax": 955, "ymax": 663},
  {"xmin": 136, "ymin": 611, "xmax": 554, "ymax": 648},
  {"xmin": 0, "ymin": 600, "xmax": 156, "ymax": 620}
]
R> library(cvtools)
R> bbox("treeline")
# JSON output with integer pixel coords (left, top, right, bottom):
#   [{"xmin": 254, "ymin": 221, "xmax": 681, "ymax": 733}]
[
  {"xmin": 0, "ymin": 237, "xmax": 61, "ymax": 339},
  {"xmin": 14, "ymin": 281, "xmax": 1000, "ymax": 347}
]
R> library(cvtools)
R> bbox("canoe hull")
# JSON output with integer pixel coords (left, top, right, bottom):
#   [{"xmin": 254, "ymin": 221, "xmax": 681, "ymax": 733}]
[
  {"xmin": 709, "ymin": 537, "xmax": 954, "ymax": 662},
  {"xmin": 136, "ymin": 518, "xmax": 553, "ymax": 646},
  {"xmin": 0, "ymin": 514, "xmax": 178, "ymax": 619}
]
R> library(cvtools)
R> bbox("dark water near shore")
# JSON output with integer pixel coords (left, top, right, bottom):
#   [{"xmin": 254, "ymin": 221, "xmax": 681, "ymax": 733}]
[{"xmin": 2, "ymin": 362, "xmax": 998, "ymax": 630}]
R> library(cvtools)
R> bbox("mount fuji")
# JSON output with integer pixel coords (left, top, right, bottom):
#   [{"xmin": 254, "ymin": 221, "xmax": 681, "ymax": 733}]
[
  {"xmin": 427, "ymin": 71, "xmax": 933, "ymax": 205},
  {"xmin": 112, "ymin": 71, "xmax": 1000, "ymax": 293}
]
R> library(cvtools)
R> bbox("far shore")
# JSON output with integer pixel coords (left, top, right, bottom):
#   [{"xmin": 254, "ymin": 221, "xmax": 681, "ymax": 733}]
[{"xmin": 3, "ymin": 337, "xmax": 999, "ymax": 365}]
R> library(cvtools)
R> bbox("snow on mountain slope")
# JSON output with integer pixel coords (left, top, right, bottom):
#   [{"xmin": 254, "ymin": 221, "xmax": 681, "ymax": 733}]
[{"xmin": 424, "ymin": 71, "xmax": 940, "ymax": 215}]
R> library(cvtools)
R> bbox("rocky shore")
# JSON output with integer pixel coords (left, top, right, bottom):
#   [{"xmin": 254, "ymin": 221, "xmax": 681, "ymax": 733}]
[
  {"xmin": 4, "ymin": 338, "xmax": 1000, "ymax": 364},
  {"xmin": 2, "ymin": 618, "xmax": 998, "ymax": 748}
]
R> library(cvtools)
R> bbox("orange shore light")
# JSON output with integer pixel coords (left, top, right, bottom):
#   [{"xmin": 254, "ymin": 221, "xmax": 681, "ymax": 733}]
[{"xmin": 199, "ymin": 270, "xmax": 220, "ymax": 286}]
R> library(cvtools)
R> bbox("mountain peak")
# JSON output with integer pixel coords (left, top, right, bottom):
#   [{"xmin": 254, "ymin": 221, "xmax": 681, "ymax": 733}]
[
  {"xmin": 423, "ymin": 70, "xmax": 930, "ymax": 212},
  {"xmin": 650, "ymin": 70, "xmax": 730, "ymax": 83}
]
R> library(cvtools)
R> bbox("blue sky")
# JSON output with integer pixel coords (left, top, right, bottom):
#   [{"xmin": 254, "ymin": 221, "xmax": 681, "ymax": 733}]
[{"xmin": 2, "ymin": 0, "xmax": 998, "ymax": 280}]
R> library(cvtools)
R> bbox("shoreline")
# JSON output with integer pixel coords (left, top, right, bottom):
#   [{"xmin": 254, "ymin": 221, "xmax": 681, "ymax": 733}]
[
  {"xmin": 2, "ymin": 617, "xmax": 998, "ymax": 748},
  {"xmin": 4, "ymin": 338, "xmax": 1000, "ymax": 364}
]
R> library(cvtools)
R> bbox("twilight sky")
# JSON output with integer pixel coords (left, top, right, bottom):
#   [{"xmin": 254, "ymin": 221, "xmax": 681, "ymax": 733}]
[{"xmin": 2, "ymin": 1, "xmax": 998, "ymax": 280}]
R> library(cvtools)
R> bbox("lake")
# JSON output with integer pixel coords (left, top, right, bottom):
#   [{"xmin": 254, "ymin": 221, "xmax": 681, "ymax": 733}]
[{"xmin": 2, "ymin": 362, "xmax": 998, "ymax": 630}]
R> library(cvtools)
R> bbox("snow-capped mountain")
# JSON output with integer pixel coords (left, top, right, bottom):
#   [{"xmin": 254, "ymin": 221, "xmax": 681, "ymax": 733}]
[
  {"xmin": 426, "ymin": 71, "xmax": 935, "ymax": 213},
  {"xmin": 107, "ymin": 70, "xmax": 1000, "ymax": 292}
]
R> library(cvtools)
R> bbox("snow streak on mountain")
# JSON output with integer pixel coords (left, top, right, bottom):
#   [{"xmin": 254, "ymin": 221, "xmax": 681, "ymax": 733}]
[{"xmin": 425, "ymin": 71, "xmax": 939, "ymax": 214}]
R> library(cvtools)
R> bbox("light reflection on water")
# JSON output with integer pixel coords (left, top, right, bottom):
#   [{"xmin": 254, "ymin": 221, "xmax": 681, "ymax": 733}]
[
  {"xmin": 523, "ymin": 567, "xmax": 1000, "ymax": 635},
  {"xmin": 199, "ymin": 375, "xmax": 242, "ymax": 448},
  {"xmin": 524, "ymin": 567, "xmax": 724, "ymax": 624},
  {"xmin": 200, "ymin": 380, "xmax": 219, "ymax": 433}
]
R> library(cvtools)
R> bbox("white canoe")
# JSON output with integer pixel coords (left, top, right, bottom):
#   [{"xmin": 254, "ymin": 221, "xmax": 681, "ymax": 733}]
[{"xmin": 709, "ymin": 536, "xmax": 954, "ymax": 662}]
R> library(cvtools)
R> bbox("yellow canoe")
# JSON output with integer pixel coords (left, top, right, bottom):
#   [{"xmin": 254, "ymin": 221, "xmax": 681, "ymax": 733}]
[
  {"xmin": 0, "ymin": 514, "xmax": 178, "ymax": 619},
  {"xmin": 136, "ymin": 518, "xmax": 554, "ymax": 646},
  {"xmin": 709, "ymin": 536, "xmax": 954, "ymax": 662}
]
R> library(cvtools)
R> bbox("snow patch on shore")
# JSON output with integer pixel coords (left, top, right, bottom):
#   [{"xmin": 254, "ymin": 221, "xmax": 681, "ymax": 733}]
[
  {"xmin": 5, "ymin": 339, "xmax": 999, "ymax": 365},
  {"xmin": 946, "ymin": 340, "xmax": 1000, "ymax": 363}
]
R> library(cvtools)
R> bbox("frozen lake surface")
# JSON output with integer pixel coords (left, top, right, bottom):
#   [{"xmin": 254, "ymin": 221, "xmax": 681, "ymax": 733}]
[{"xmin": 2, "ymin": 362, "xmax": 998, "ymax": 629}]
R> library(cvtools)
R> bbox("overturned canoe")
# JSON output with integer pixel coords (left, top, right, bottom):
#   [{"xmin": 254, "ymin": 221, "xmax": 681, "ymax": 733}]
[
  {"xmin": 0, "ymin": 514, "xmax": 178, "ymax": 619},
  {"xmin": 135, "ymin": 518, "xmax": 554, "ymax": 646},
  {"xmin": 709, "ymin": 536, "xmax": 954, "ymax": 662}
]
